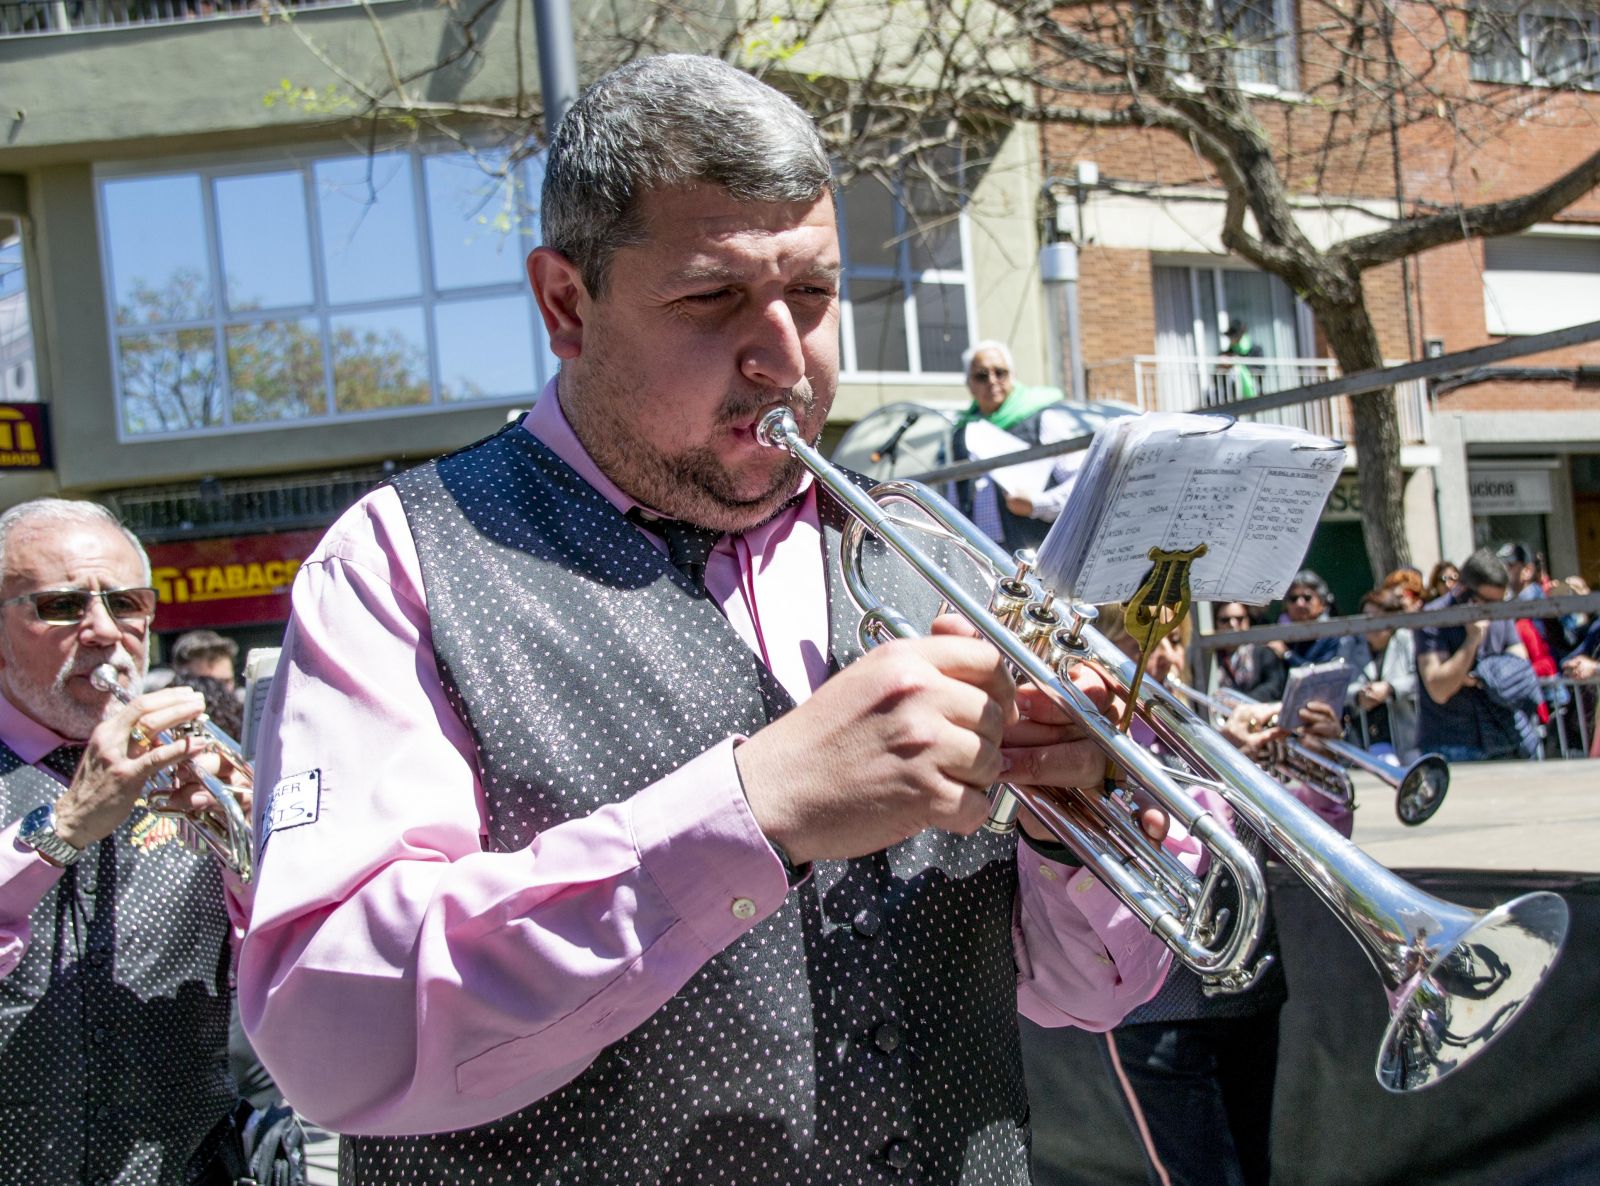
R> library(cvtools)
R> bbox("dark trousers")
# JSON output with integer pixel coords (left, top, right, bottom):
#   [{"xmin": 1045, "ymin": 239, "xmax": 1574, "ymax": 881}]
[{"xmin": 1099, "ymin": 1011, "xmax": 1282, "ymax": 1186}]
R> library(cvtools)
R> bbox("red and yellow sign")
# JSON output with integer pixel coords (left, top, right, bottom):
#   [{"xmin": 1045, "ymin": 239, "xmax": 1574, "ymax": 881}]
[
  {"xmin": 0, "ymin": 404, "xmax": 51, "ymax": 470},
  {"xmin": 147, "ymin": 529, "xmax": 324, "ymax": 631}
]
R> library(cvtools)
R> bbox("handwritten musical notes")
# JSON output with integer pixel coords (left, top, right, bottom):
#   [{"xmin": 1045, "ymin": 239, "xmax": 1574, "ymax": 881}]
[{"xmin": 1034, "ymin": 413, "xmax": 1346, "ymax": 606}]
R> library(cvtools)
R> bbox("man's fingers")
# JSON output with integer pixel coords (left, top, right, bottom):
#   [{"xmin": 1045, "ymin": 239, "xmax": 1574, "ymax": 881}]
[{"xmin": 1002, "ymin": 737, "xmax": 1105, "ymax": 789}]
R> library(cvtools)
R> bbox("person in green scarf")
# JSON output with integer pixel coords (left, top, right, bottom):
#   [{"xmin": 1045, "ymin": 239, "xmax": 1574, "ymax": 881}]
[
  {"xmin": 951, "ymin": 341, "xmax": 1079, "ymax": 552},
  {"xmin": 1218, "ymin": 318, "xmax": 1265, "ymax": 402}
]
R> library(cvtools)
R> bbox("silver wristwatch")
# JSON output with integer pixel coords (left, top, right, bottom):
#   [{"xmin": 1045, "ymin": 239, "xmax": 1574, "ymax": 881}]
[{"xmin": 18, "ymin": 803, "xmax": 83, "ymax": 867}]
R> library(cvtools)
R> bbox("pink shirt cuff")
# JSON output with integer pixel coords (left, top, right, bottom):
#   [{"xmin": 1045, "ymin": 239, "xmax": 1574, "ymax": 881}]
[{"xmin": 630, "ymin": 738, "xmax": 791, "ymax": 951}]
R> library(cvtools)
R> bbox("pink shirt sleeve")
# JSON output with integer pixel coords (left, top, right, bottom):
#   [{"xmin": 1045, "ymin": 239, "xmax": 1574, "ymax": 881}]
[
  {"xmin": 0, "ymin": 822, "xmax": 66, "ymax": 980},
  {"xmin": 238, "ymin": 489, "xmax": 792, "ymax": 1137}
]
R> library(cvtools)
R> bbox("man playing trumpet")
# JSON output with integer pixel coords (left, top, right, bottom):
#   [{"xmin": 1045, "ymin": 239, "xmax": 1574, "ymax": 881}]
[
  {"xmin": 240, "ymin": 53, "xmax": 1174, "ymax": 1186},
  {"xmin": 0, "ymin": 498, "xmax": 253, "ymax": 1184}
]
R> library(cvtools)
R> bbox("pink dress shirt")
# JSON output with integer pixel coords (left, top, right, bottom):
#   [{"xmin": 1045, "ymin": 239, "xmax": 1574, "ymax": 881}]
[
  {"xmin": 239, "ymin": 383, "xmax": 1173, "ymax": 1136},
  {"xmin": 0, "ymin": 693, "xmax": 248, "ymax": 978}
]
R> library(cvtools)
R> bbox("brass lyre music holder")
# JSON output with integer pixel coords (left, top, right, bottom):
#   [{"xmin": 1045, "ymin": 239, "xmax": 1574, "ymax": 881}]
[{"xmin": 1117, "ymin": 543, "xmax": 1207, "ymax": 732}]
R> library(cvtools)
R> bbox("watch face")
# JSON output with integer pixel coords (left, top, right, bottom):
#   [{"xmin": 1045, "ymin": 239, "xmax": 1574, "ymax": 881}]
[{"xmin": 20, "ymin": 803, "xmax": 81, "ymax": 865}]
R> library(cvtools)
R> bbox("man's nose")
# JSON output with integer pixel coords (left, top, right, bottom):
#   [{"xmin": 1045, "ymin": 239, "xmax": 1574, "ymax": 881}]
[
  {"xmin": 78, "ymin": 596, "xmax": 124, "ymax": 645},
  {"xmin": 739, "ymin": 298, "xmax": 806, "ymax": 390}
]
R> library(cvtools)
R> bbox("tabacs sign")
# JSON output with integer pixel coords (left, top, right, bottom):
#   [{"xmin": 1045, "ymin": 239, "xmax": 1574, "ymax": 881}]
[
  {"xmin": 0, "ymin": 404, "xmax": 51, "ymax": 470},
  {"xmin": 147, "ymin": 529, "xmax": 323, "ymax": 631}
]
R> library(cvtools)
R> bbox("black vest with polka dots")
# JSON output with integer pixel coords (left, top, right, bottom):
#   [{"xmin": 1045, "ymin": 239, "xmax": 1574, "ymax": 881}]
[
  {"xmin": 368, "ymin": 424, "xmax": 1031, "ymax": 1186},
  {"xmin": 0, "ymin": 741, "xmax": 234, "ymax": 1186}
]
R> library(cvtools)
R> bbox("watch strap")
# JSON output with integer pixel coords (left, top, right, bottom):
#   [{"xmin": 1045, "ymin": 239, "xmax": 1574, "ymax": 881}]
[{"xmin": 18, "ymin": 803, "xmax": 83, "ymax": 867}]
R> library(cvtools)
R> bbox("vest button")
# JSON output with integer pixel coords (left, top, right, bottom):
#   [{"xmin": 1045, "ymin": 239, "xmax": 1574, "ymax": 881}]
[
  {"xmin": 852, "ymin": 908, "xmax": 881, "ymax": 937},
  {"xmin": 730, "ymin": 897, "xmax": 758, "ymax": 920},
  {"xmin": 883, "ymin": 1138, "xmax": 915, "ymax": 1170},
  {"xmin": 873, "ymin": 1021, "xmax": 904, "ymax": 1053}
]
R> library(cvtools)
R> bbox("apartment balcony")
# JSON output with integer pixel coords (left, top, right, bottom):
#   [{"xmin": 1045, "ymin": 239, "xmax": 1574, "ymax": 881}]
[{"xmin": 1084, "ymin": 355, "xmax": 1433, "ymax": 446}]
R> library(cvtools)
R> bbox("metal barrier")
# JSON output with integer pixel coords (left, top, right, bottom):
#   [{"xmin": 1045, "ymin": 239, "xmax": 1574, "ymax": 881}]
[{"xmin": 1542, "ymin": 676, "xmax": 1600, "ymax": 759}]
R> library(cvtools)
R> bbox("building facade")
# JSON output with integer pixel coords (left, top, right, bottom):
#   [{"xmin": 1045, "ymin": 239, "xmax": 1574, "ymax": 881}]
[
  {"xmin": 1038, "ymin": 0, "xmax": 1600, "ymax": 609},
  {"xmin": 0, "ymin": 0, "xmax": 1058, "ymax": 653}
]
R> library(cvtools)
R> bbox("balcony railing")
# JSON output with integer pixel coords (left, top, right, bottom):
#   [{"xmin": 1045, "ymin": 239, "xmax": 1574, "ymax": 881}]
[
  {"xmin": 0, "ymin": 0, "xmax": 358, "ymax": 38},
  {"xmin": 1084, "ymin": 355, "xmax": 1432, "ymax": 445}
]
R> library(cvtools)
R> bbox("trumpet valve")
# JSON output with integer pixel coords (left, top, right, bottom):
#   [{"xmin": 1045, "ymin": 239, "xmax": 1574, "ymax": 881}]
[
  {"xmin": 989, "ymin": 577, "xmax": 1035, "ymax": 631},
  {"xmin": 1016, "ymin": 599, "xmax": 1063, "ymax": 655}
]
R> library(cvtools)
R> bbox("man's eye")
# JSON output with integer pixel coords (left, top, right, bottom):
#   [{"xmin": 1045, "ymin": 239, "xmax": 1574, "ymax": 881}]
[
  {"xmin": 683, "ymin": 289, "xmax": 733, "ymax": 305},
  {"xmin": 33, "ymin": 594, "xmax": 85, "ymax": 621}
]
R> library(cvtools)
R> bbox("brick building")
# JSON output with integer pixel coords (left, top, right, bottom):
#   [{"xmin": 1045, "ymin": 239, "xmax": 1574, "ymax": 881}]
[{"xmin": 1039, "ymin": 0, "xmax": 1600, "ymax": 609}]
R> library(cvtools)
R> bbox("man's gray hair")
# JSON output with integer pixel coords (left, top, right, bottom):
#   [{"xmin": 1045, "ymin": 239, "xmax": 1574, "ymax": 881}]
[
  {"xmin": 541, "ymin": 54, "xmax": 833, "ymax": 298},
  {"xmin": 0, "ymin": 498, "xmax": 152, "ymax": 585},
  {"xmin": 961, "ymin": 340, "xmax": 1015, "ymax": 376}
]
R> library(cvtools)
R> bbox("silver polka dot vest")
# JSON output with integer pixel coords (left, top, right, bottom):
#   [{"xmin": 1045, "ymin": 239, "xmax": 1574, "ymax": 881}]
[
  {"xmin": 0, "ymin": 743, "xmax": 235, "ymax": 1186},
  {"xmin": 362, "ymin": 425, "xmax": 1033, "ymax": 1185}
]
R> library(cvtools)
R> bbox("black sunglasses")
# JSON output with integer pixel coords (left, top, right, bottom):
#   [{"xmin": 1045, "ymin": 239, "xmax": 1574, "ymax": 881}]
[
  {"xmin": 1286, "ymin": 591, "xmax": 1320, "ymax": 604},
  {"xmin": 971, "ymin": 367, "xmax": 1010, "ymax": 382},
  {"xmin": 1, "ymin": 587, "xmax": 158, "ymax": 625}
]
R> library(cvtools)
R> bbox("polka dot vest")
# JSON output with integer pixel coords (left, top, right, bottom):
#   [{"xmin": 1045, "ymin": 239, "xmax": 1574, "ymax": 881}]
[
  {"xmin": 0, "ymin": 742, "xmax": 235, "ymax": 1185},
  {"xmin": 360, "ymin": 425, "xmax": 1033, "ymax": 1185}
]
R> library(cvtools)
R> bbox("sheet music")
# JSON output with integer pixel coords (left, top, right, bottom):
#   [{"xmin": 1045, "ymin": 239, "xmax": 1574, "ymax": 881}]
[
  {"xmin": 960, "ymin": 419, "xmax": 1064, "ymax": 499},
  {"xmin": 1035, "ymin": 412, "xmax": 1346, "ymax": 606},
  {"xmin": 241, "ymin": 647, "xmax": 282, "ymax": 762}
]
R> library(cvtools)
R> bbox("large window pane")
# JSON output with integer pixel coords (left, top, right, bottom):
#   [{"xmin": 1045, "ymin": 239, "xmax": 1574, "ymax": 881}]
[
  {"xmin": 227, "ymin": 319, "xmax": 326, "ymax": 423},
  {"xmin": 117, "ymin": 329, "xmax": 221, "ymax": 435},
  {"xmin": 216, "ymin": 173, "xmax": 314, "ymax": 312},
  {"xmin": 850, "ymin": 279, "xmax": 909, "ymax": 372},
  {"xmin": 425, "ymin": 153, "xmax": 530, "ymax": 291},
  {"xmin": 842, "ymin": 178, "xmax": 899, "ymax": 272},
  {"xmin": 435, "ymin": 296, "xmax": 538, "ymax": 402},
  {"xmin": 103, "ymin": 176, "xmax": 212, "ymax": 327},
  {"xmin": 906, "ymin": 151, "xmax": 964, "ymax": 273},
  {"xmin": 316, "ymin": 154, "xmax": 422, "ymax": 305},
  {"xmin": 914, "ymin": 283, "xmax": 968, "ymax": 373},
  {"xmin": 329, "ymin": 307, "xmax": 429, "ymax": 412}
]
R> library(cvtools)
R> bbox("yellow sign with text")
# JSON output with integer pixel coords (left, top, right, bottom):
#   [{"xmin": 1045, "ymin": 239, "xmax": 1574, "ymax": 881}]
[{"xmin": 152, "ymin": 559, "xmax": 304, "ymax": 604}]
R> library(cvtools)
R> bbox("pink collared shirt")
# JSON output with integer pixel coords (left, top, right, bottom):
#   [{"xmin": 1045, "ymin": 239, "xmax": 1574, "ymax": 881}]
[
  {"xmin": 239, "ymin": 382, "xmax": 1172, "ymax": 1136},
  {"xmin": 0, "ymin": 691, "xmax": 248, "ymax": 978}
]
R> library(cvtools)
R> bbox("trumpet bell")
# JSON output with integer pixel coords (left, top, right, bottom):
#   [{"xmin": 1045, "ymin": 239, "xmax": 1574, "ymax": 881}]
[
  {"xmin": 1395, "ymin": 754, "xmax": 1450, "ymax": 826},
  {"xmin": 1378, "ymin": 889, "xmax": 1568, "ymax": 1091}
]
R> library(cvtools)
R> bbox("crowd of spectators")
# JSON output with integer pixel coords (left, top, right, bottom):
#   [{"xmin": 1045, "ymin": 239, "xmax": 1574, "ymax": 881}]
[{"xmin": 1207, "ymin": 546, "xmax": 1598, "ymax": 763}]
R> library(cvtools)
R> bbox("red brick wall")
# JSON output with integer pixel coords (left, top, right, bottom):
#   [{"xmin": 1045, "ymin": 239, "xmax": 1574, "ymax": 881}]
[{"xmin": 1038, "ymin": 0, "xmax": 1600, "ymax": 407}]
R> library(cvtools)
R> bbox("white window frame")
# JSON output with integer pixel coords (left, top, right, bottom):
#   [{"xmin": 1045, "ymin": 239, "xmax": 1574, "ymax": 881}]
[
  {"xmin": 835, "ymin": 169, "xmax": 978, "ymax": 385},
  {"xmin": 1147, "ymin": 0, "xmax": 1299, "ymax": 96},
  {"xmin": 1470, "ymin": 1, "xmax": 1600, "ymax": 89},
  {"xmin": 96, "ymin": 144, "xmax": 550, "ymax": 443},
  {"xmin": 1482, "ymin": 228, "xmax": 1600, "ymax": 336}
]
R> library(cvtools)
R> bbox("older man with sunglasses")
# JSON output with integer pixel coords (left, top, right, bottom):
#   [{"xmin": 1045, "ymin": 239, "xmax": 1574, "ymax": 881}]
[{"xmin": 0, "ymin": 498, "xmax": 254, "ymax": 1185}]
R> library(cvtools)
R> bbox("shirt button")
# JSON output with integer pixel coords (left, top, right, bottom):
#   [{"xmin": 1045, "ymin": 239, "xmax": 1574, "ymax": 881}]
[
  {"xmin": 731, "ymin": 897, "xmax": 757, "ymax": 920},
  {"xmin": 92, "ymin": 1027, "xmax": 109, "ymax": 1046},
  {"xmin": 883, "ymin": 1138, "xmax": 915, "ymax": 1171},
  {"xmin": 873, "ymin": 1021, "xmax": 904, "ymax": 1053},
  {"xmin": 95, "ymin": 1105, "xmax": 112, "ymax": 1122},
  {"xmin": 852, "ymin": 908, "xmax": 881, "ymax": 937}
]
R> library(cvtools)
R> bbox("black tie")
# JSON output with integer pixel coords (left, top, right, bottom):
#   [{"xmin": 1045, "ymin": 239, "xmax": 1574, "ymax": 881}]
[
  {"xmin": 40, "ymin": 744, "xmax": 86, "ymax": 782},
  {"xmin": 628, "ymin": 509, "xmax": 724, "ymax": 595}
]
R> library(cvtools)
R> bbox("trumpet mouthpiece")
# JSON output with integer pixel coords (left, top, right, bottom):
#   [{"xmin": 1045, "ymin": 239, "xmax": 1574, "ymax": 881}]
[{"xmin": 90, "ymin": 664, "xmax": 122, "ymax": 694}]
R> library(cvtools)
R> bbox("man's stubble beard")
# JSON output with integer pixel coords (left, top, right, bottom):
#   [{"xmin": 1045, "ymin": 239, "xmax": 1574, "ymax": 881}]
[
  {"xmin": 563, "ymin": 349, "xmax": 825, "ymax": 534},
  {"xmin": 0, "ymin": 640, "xmax": 143, "ymax": 741}
]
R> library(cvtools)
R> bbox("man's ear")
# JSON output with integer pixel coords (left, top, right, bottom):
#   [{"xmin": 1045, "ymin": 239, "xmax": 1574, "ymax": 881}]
[{"xmin": 528, "ymin": 247, "xmax": 587, "ymax": 360}]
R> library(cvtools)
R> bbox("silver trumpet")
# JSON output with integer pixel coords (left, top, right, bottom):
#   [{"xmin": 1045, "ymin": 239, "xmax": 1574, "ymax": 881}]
[
  {"xmin": 92, "ymin": 664, "xmax": 254, "ymax": 882},
  {"xmin": 1177, "ymin": 680, "xmax": 1451, "ymax": 826},
  {"xmin": 757, "ymin": 407, "xmax": 1567, "ymax": 1092}
]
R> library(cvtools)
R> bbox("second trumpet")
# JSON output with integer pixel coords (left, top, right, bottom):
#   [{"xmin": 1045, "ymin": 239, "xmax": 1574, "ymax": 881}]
[{"xmin": 92, "ymin": 663, "xmax": 255, "ymax": 882}]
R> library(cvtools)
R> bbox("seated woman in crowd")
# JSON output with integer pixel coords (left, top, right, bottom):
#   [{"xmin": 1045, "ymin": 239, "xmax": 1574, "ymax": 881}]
[
  {"xmin": 1212, "ymin": 601, "xmax": 1287, "ymax": 703},
  {"xmin": 1335, "ymin": 587, "xmax": 1421, "ymax": 765}
]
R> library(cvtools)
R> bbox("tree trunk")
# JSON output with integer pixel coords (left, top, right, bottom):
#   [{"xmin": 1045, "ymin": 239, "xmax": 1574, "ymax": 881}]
[{"xmin": 1306, "ymin": 294, "xmax": 1411, "ymax": 580}]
